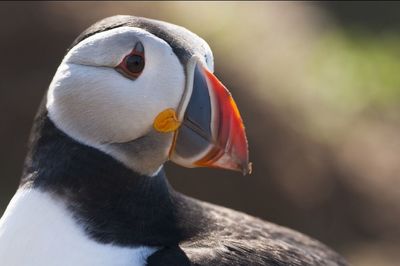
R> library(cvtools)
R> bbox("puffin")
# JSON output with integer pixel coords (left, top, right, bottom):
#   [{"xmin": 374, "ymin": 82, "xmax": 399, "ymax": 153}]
[{"xmin": 0, "ymin": 15, "xmax": 347, "ymax": 266}]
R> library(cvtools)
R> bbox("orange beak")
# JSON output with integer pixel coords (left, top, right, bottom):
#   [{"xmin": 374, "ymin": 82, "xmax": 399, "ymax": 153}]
[{"xmin": 169, "ymin": 59, "xmax": 251, "ymax": 175}]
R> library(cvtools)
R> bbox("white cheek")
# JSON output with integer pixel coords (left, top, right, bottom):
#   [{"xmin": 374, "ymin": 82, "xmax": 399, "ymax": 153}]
[
  {"xmin": 47, "ymin": 50, "xmax": 184, "ymax": 148},
  {"xmin": 65, "ymin": 27, "xmax": 143, "ymax": 68},
  {"xmin": 48, "ymin": 64, "xmax": 141, "ymax": 145}
]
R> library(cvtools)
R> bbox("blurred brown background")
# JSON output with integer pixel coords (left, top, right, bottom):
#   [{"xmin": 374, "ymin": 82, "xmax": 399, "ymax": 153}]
[{"xmin": 1, "ymin": 2, "xmax": 400, "ymax": 265}]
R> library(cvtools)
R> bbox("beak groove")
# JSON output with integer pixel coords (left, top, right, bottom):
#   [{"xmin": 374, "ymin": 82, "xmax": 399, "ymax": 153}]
[{"xmin": 169, "ymin": 57, "xmax": 251, "ymax": 175}]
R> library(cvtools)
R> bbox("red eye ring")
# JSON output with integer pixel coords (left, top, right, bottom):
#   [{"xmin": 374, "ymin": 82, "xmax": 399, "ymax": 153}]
[{"xmin": 115, "ymin": 42, "xmax": 145, "ymax": 80}]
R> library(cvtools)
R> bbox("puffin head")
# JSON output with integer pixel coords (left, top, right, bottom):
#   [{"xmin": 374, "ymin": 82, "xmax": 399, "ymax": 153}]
[{"xmin": 46, "ymin": 15, "xmax": 251, "ymax": 176}]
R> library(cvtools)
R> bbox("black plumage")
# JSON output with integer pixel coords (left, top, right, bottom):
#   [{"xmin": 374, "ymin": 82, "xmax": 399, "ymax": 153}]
[{"xmin": 20, "ymin": 15, "xmax": 348, "ymax": 266}]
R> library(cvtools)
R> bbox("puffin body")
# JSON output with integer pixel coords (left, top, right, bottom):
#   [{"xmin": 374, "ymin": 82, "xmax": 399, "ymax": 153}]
[{"xmin": 0, "ymin": 16, "xmax": 347, "ymax": 266}]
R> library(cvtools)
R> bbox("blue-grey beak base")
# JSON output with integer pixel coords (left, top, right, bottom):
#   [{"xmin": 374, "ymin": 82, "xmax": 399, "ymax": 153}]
[{"xmin": 172, "ymin": 63, "xmax": 213, "ymax": 164}]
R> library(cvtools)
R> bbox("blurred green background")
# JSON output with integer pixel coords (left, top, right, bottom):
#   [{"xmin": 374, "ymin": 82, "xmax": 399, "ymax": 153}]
[{"xmin": 1, "ymin": 2, "xmax": 399, "ymax": 265}]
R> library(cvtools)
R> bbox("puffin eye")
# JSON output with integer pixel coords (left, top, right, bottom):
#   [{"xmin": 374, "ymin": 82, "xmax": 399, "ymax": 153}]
[
  {"xmin": 116, "ymin": 42, "xmax": 145, "ymax": 79},
  {"xmin": 126, "ymin": 54, "xmax": 144, "ymax": 73}
]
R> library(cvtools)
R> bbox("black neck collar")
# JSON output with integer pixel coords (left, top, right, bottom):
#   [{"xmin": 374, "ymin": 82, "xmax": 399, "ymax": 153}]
[{"xmin": 21, "ymin": 103, "xmax": 205, "ymax": 247}]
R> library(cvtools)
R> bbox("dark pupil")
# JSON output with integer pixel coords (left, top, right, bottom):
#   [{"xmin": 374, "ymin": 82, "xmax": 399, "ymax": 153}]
[{"xmin": 126, "ymin": 54, "xmax": 144, "ymax": 73}]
